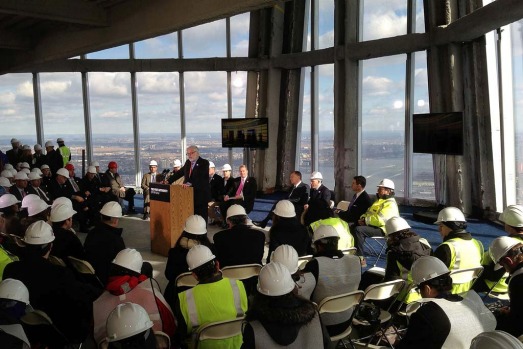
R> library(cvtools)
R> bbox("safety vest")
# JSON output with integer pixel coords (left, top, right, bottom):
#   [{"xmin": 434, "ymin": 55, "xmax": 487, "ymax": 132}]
[
  {"xmin": 310, "ymin": 217, "xmax": 354, "ymax": 250},
  {"xmin": 249, "ymin": 311, "xmax": 324, "ymax": 349},
  {"xmin": 0, "ymin": 245, "xmax": 18, "ymax": 280},
  {"xmin": 295, "ymin": 271, "xmax": 316, "ymax": 300},
  {"xmin": 397, "ymin": 262, "xmax": 421, "ymax": 304},
  {"xmin": 418, "ymin": 291, "xmax": 496, "ymax": 349},
  {"xmin": 483, "ymin": 235, "xmax": 523, "ymax": 293},
  {"xmin": 0, "ymin": 324, "xmax": 30, "ymax": 349},
  {"xmin": 361, "ymin": 198, "xmax": 399, "ymax": 233},
  {"xmin": 58, "ymin": 146, "xmax": 71, "ymax": 166},
  {"xmin": 441, "ymin": 236, "xmax": 484, "ymax": 294},
  {"xmin": 92, "ymin": 280, "xmax": 169, "ymax": 345},
  {"xmin": 312, "ymin": 255, "xmax": 361, "ymax": 326},
  {"xmin": 178, "ymin": 278, "xmax": 247, "ymax": 349}
]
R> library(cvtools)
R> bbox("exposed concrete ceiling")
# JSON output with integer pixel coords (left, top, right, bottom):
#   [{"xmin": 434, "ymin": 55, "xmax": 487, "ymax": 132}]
[{"xmin": 0, "ymin": 0, "xmax": 281, "ymax": 74}]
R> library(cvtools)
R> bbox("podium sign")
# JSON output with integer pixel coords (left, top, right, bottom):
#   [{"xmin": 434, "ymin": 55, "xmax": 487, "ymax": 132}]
[{"xmin": 149, "ymin": 183, "xmax": 194, "ymax": 256}]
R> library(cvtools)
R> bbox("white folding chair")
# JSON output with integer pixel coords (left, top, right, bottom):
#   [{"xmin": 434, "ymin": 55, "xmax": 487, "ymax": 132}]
[
  {"xmin": 363, "ymin": 236, "xmax": 387, "ymax": 266},
  {"xmin": 175, "ymin": 271, "xmax": 199, "ymax": 288},
  {"xmin": 194, "ymin": 316, "xmax": 244, "ymax": 349},
  {"xmin": 221, "ymin": 264, "xmax": 262, "ymax": 280},
  {"xmin": 298, "ymin": 255, "xmax": 313, "ymax": 270},
  {"xmin": 67, "ymin": 256, "xmax": 104, "ymax": 288},
  {"xmin": 342, "ymin": 247, "xmax": 357, "ymax": 256},
  {"xmin": 48, "ymin": 255, "xmax": 66, "ymax": 267},
  {"xmin": 449, "ymin": 266, "xmax": 484, "ymax": 294}
]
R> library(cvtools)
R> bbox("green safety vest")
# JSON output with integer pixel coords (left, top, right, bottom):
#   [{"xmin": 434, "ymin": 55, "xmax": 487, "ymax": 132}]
[
  {"xmin": 361, "ymin": 198, "xmax": 399, "ymax": 234},
  {"xmin": 442, "ymin": 237, "xmax": 484, "ymax": 295},
  {"xmin": 179, "ymin": 278, "xmax": 247, "ymax": 349},
  {"xmin": 59, "ymin": 146, "xmax": 71, "ymax": 166},
  {"xmin": 310, "ymin": 217, "xmax": 354, "ymax": 249}
]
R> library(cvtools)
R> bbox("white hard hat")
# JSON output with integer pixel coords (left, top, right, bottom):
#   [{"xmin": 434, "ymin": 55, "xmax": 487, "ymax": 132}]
[
  {"xmin": 434, "ymin": 206, "xmax": 466, "ymax": 224},
  {"xmin": 22, "ymin": 145, "xmax": 31, "ymax": 151},
  {"xmin": 21, "ymin": 194, "xmax": 40, "ymax": 209},
  {"xmin": 44, "ymin": 140, "xmax": 54, "ymax": 147},
  {"xmin": 385, "ymin": 217, "xmax": 411, "ymax": 235},
  {"xmin": 226, "ymin": 204, "xmax": 247, "ymax": 219},
  {"xmin": 52, "ymin": 197, "xmax": 73, "ymax": 209},
  {"xmin": 222, "ymin": 164, "xmax": 232, "ymax": 171},
  {"xmin": 173, "ymin": 159, "xmax": 182, "ymax": 168},
  {"xmin": 149, "ymin": 160, "xmax": 158, "ymax": 166},
  {"xmin": 9, "ymin": 169, "xmax": 17, "ymax": 177},
  {"xmin": 272, "ymin": 245, "xmax": 299, "ymax": 274},
  {"xmin": 87, "ymin": 166, "xmax": 97, "ymax": 174},
  {"xmin": 184, "ymin": 215, "xmax": 207, "ymax": 235},
  {"xmin": 112, "ymin": 248, "xmax": 143, "ymax": 274},
  {"xmin": 209, "ymin": 161, "xmax": 215, "ymax": 168},
  {"xmin": 1, "ymin": 170, "xmax": 14, "ymax": 178},
  {"xmin": 257, "ymin": 262, "xmax": 295, "ymax": 296},
  {"xmin": 411, "ymin": 256, "xmax": 450, "ymax": 285},
  {"xmin": 470, "ymin": 330, "xmax": 523, "ymax": 349},
  {"xmin": 0, "ymin": 194, "xmax": 20, "ymax": 209},
  {"xmin": 27, "ymin": 199, "xmax": 50, "ymax": 217},
  {"xmin": 186, "ymin": 245, "xmax": 216, "ymax": 270},
  {"xmin": 56, "ymin": 168, "xmax": 70, "ymax": 178},
  {"xmin": 28, "ymin": 172, "xmax": 42, "ymax": 181},
  {"xmin": 50, "ymin": 203, "xmax": 77, "ymax": 222},
  {"xmin": 336, "ymin": 201, "xmax": 350, "ymax": 212},
  {"xmin": 20, "ymin": 162, "xmax": 30, "ymax": 169},
  {"xmin": 0, "ymin": 177, "xmax": 12, "ymax": 188},
  {"xmin": 106, "ymin": 303, "xmax": 153, "ymax": 342},
  {"xmin": 10, "ymin": 138, "xmax": 19, "ymax": 144},
  {"xmin": 311, "ymin": 171, "xmax": 323, "ymax": 180},
  {"xmin": 57, "ymin": 138, "xmax": 64, "ymax": 143},
  {"xmin": 20, "ymin": 168, "xmax": 30, "ymax": 175},
  {"xmin": 14, "ymin": 172, "xmax": 29, "ymax": 181},
  {"xmin": 3, "ymin": 164, "xmax": 14, "ymax": 170},
  {"xmin": 313, "ymin": 224, "xmax": 339, "ymax": 242},
  {"xmin": 489, "ymin": 236, "xmax": 522, "ymax": 270},
  {"xmin": 34, "ymin": 144, "xmax": 42, "ymax": 151},
  {"xmin": 499, "ymin": 205, "xmax": 523, "ymax": 228},
  {"xmin": 90, "ymin": 161, "xmax": 100, "ymax": 167},
  {"xmin": 31, "ymin": 168, "xmax": 43, "ymax": 176},
  {"xmin": 23, "ymin": 221, "xmax": 55, "ymax": 245},
  {"xmin": 100, "ymin": 202, "xmax": 123, "ymax": 218},
  {"xmin": 0, "ymin": 278, "xmax": 30, "ymax": 305},
  {"xmin": 40, "ymin": 164, "xmax": 50, "ymax": 170},
  {"xmin": 273, "ymin": 200, "xmax": 296, "ymax": 218},
  {"xmin": 377, "ymin": 178, "xmax": 395, "ymax": 190}
]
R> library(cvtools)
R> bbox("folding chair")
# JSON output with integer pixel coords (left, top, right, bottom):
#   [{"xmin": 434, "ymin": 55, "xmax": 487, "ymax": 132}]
[
  {"xmin": 363, "ymin": 236, "xmax": 387, "ymax": 266},
  {"xmin": 194, "ymin": 316, "xmax": 244, "ymax": 349},
  {"xmin": 154, "ymin": 330, "xmax": 171, "ymax": 349},
  {"xmin": 221, "ymin": 264, "xmax": 262, "ymax": 280},
  {"xmin": 318, "ymin": 290, "xmax": 365, "ymax": 349},
  {"xmin": 175, "ymin": 271, "xmax": 199, "ymax": 288},
  {"xmin": 342, "ymin": 247, "xmax": 357, "ymax": 256},
  {"xmin": 21, "ymin": 310, "xmax": 71, "ymax": 348},
  {"xmin": 298, "ymin": 255, "xmax": 313, "ymax": 270},
  {"xmin": 449, "ymin": 266, "xmax": 484, "ymax": 294},
  {"xmin": 48, "ymin": 255, "xmax": 66, "ymax": 267},
  {"xmin": 67, "ymin": 256, "xmax": 104, "ymax": 288}
]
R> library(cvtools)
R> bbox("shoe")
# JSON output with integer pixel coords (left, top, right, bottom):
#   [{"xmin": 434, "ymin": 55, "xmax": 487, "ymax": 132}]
[
  {"xmin": 142, "ymin": 213, "xmax": 149, "ymax": 220},
  {"xmin": 127, "ymin": 208, "xmax": 137, "ymax": 214},
  {"xmin": 252, "ymin": 220, "xmax": 267, "ymax": 229}
]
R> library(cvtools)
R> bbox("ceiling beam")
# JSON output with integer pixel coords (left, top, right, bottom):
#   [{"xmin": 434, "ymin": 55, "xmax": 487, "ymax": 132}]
[
  {"xmin": 0, "ymin": 30, "xmax": 32, "ymax": 50},
  {"xmin": 0, "ymin": 0, "xmax": 108, "ymax": 26}
]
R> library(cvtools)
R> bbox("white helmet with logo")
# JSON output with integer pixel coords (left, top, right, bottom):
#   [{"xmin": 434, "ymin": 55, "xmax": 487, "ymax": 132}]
[
  {"xmin": 499, "ymin": 205, "xmax": 523, "ymax": 228},
  {"xmin": 489, "ymin": 236, "xmax": 522, "ymax": 270},
  {"xmin": 23, "ymin": 221, "xmax": 55, "ymax": 245},
  {"xmin": 272, "ymin": 245, "xmax": 299, "ymax": 274},
  {"xmin": 184, "ymin": 215, "xmax": 207, "ymax": 235},
  {"xmin": 377, "ymin": 178, "xmax": 395, "ymax": 190},
  {"xmin": 56, "ymin": 168, "xmax": 70, "ymax": 178},
  {"xmin": 112, "ymin": 249, "xmax": 143, "ymax": 274},
  {"xmin": 385, "ymin": 217, "xmax": 411, "ymax": 235},
  {"xmin": 257, "ymin": 262, "xmax": 295, "ymax": 296},
  {"xmin": 106, "ymin": 303, "xmax": 154, "ymax": 342},
  {"xmin": 434, "ymin": 207, "xmax": 466, "ymax": 224},
  {"xmin": 273, "ymin": 200, "xmax": 296, "ymax": 218},
  {"xmin": 21, "ymin": 194, "xmax": 40, "ymax": 209},
  {"xmin": 411, "ymin": 256, "xmax": 450, "ymax": 285},
  {"xmin": 186, "ymin": 245, "xmax": 216, "ymax": 271}
]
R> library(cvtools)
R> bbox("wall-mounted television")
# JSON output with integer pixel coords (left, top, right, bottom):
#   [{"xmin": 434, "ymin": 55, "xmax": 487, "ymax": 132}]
[
  {"xmin": 222, "ymin": 118, "xmax": 269, "ymax": 149},
  {"xmin": 413, "ymin": 112, "xmax": 464, "ymax": 155}
]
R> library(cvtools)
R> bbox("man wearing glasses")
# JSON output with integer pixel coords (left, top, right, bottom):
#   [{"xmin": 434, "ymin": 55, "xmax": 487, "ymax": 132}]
[{"xmin": 168, "ymin": 145, "xmax": 211, "ymax": 222}]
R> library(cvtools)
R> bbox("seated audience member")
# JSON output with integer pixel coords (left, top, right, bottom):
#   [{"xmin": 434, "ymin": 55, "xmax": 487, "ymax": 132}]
[
  {"xmin": 213, "ymin": 205, "xmax": 265, "ymax": 268},
  {"xmin": 307, "ymin": 171, "xmax": 331, "ymax": 208},
  {"xmin": 489, "ymin": 236, "xmax": 523, "ymax": 338},
  {"xmin": 80, "ymin": 165, "xmax": 107, "ymax": 223},
  {"xmin": 272, "ymin": 245, "xmax": 316, "ymax": 299},
  {"xmin": 208, "ymin": 163, "xmax": 233, "ymax": 225},
  {"xmin": 0, "ymin": 236, "xmax": 17, "ymax": 279},
  {"xmin": 1, "ymin": 169, "xmax": 15, "ymax": 185},
  {"xmin": 241, "ymin": 262, "xmax": 330, "ymax": 349},
  {"xmin": 310, "ymin": 216, "xmax": 354, "ymax": 251},
  {"xmin": 207, "ymin": 161, "xmax": 224, "ymax": 224},
  {"xmin": 397, "ymin": 256, "xmax": 496, "ymax": 349},
  {"xmin": 0, "ymin": 176, "xmax": 12, "ymax": 196},
  {"xmin": 0, "ymin": 194, "xmax": 24, "ymax": 241},
  {"xmin": 3, "ymin": 221, "xmax": 94, "ymax": 345},
  {"xmin": 253, "ymin": 171, "xmax": 310, "ymax": 228},
  {"xmin": 31, "ymin": 144, "xmax": 46, "ymax": 169},
  {"xmin": 49, "ymin": 203, "xmax": 85, "ymax": 261},
  {"xmin": 351, "ymin": 178, "xmax": 399, "ymax": 258},
  {"xmin": 20, "ymin": 198, "xmax": 50, "ymax": 232},
  {"xmin": 43, "ymin": 141, "xmax": 63, "ymax": 175},
  {"xmin": 105, "ymin": 303, "xmax": 158, "ymax": 349},
  {"xmin": 164, "ymin": 215, "xmax": 212, "ymax": 305},
  {"xmin": 26, "ymin": 172, "xmax": 51, "ymax": 204},
  {"xmin": 433, "ymin": 206, "xmax": 484, "ymax": 294},
  {"xmin": 0, "ymin": 278, "xmax": 32, "ymax": 349},
  {"xmin": 303, "ymin": 197, "xmax": 333, "ymax": 228},
  {"xmin": 83, "ymin": 201, "xmax": 126, "ymax": 285},
  {"xmin": 141, "ymin": 160, "xmax": 159, "ymax": 220},
  {"xmin": 265, "ymin": 200, "xmax": 311, "ymax": 263},
  {"xmin": 65, "ymin": 163, "xmax": 90, "ymax": 232},
  {"xmin": 218, "ymin": 165, "xmax": 257, "ymax": 226},
  {"xmin": 93, "ymin": 249, "xmax": 175, "ymax": 345},
  {"xmin": 104, "ymin": 161, "xmax": 136, "ymax": 214},
  {"xmin": 174, "ymin": 245, "xmax": 248, "ymax": 349},
  {"xmin": 19, "ymin": 146, "xmax": 32, "ymax": 166},
  {"xmin": 470, "ymin": 330, "xmax": 523, "ymax": 349},
  {"xmin": 337, "ymin": 175, "xmax": 373, "ymax": 225},
  {"xmin": 10, "ymin": 172, "xmax": 29, "ymax": 202},
  {"xmin": 39, "ymin": 165, "xmax": 52, "ymax": 191},
  {"xmin": 303, "ymin": 225, "xmax": 361, "ymax": 336}
]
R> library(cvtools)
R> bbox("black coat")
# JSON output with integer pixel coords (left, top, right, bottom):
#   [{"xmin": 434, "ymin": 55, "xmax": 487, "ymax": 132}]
[
  {"xmin": 287, "ymin": 182, "xmax": 310, "ymax": 217},
  {"xmin": 267, "ymin": 218, "xmax": 311, "ymax": 263},
  {"xmin": 339, "ymin": 191, "xmax": 373, "ymax": 224},
  {"xmin": 309, "ymin": 184, "xmax": 331, "ymax": 206},
  {"xmin": 83, "ymin": 221, "xmax": 125, "ymax": 285},
  {"xmin": 226, "ymin": 177, "xmax": 257, "ymax": 213},
  {"xmin": 51, "ymin": 226, "xmax": 86, "ymax": 261},
  {"xmin": 213, "ymin": 224, "xmax": 265, "ymax": 268},
  {"xmin": 45, "ymin": 149, "xmax": 63, "ymax": 175},
  {"xmin": 209, "ymin": 173, "xmax": 225, "ymax": 201}
]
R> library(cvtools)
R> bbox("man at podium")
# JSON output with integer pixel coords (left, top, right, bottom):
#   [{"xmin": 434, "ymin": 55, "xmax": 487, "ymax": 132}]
[{"xmin": 168, "ymin": 145, "xmax": 211, "ymax": 222}]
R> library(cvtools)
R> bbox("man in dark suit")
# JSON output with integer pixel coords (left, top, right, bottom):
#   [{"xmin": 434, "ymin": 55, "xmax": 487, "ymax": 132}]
[
  {"xmin": 338, "ymin": 175, "xmax": 373, "ymax": 224},
  {"xmin": 10, "ymin": 172, "xmax": 29, "ymax": 202},
  {"xmin": 6, "ymin": 138, "xmax": 21, "ymax": 165},
  {"xmin": 308, "ymin": 171, "xmax": 331, "ymax": 206},
  {"xmin": 218, "ymin": 165, "xmax": 257, "ymax": 227},
  {"xmin": 168, "ymin": 145, "xmax": 211, "ymax": 222},
  {"xmin": 253, "ymin": 170, "xmax": 310, "ymax": 228}
]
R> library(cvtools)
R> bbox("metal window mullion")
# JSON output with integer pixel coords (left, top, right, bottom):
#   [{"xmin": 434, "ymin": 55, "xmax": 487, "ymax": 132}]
[
  {"xmin": 404, "ymin": 0, "xmax": 416, "ymax": 203},
  {"xmin": 178, "ymin": 31, "xmax": 187, "ymax": 161},
  {"xmin": 311, "ymin": 0, "xmax": 319, "ymax": 172},
  {"xmin": 226, "ymin": 17, "xmax": 233, "ymax": 164},
  {"xmin": 32, "ymin": 73, "xmax": 44, "ymax": 146},
  {"xmin": 129, "ymin": 43, "xmax": 141, "ymax": 187},
  {"xmin": 81, "ymin": 54, "xmax": 93, "ymax": 165}
]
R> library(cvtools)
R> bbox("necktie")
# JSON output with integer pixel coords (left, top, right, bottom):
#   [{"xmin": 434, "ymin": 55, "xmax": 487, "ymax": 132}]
[
  {"xmin": 349, "ymin": 193, "xmax": 357, "ymax": 209},
  {"xmin": 189, "ymin": 162, "xmax": 195, "ymax": 177},
  {"xmin": 21, "ymin": 189, "xmax": 25, "ymax": 198},
  {"xmin": 289, "ymin": 185, "xmax": 296, "ymax": 198},
  {"xmin": 235, "ymin": 179, "xmax": 245, "ymax": 197},
  {"xmin": 152, "ymin": 173, "xmax": 156, "ymax": 183},
  {"xmin": 70, "ymin": 178, "xmax": 80, "ymax": 192},
  {"xmin": 37, "ymin": 187, "xmax": 50, "ymax": 202}
]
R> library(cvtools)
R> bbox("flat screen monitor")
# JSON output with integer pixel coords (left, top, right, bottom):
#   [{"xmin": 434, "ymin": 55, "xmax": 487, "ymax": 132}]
[
  {"xmin": 413, "ymin": 112, "xmax": 464, "ymax": 155},
  {"xmin": 222, "ymin": 118, "xmax": 269, "ymax": 149}
]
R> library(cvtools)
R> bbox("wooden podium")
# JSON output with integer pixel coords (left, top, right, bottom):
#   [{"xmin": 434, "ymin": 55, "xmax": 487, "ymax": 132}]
[{"xmin": 149, "ymin": 183, "xmax": 194, "ymax": 256}]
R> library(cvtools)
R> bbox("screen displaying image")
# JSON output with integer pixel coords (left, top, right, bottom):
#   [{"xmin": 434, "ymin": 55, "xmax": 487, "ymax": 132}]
[
  {"xmin": 222, "ymin": 118, "xmax": 269, "ymax": 149},
  {"xmin": 413, "ymin": 112, "xmax": 464, "ymax": 155}
]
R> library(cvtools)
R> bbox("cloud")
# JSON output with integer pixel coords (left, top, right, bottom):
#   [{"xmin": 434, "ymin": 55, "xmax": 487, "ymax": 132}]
[
  {"xmin": 0, "ymin": 92, "xmax": 15, "ymax": 104},
  {"xmin": 16, "ymin": 81, "xmax": 34, "ymax": 98},
  {"xmin": 89, "ymin": 73, "xmax": 130, "ymax": 97},
  {"xmin": 362, "ymin": 76, "xmax": 395, "ymax": 96},
  {"xmin": 137, "ymin": 72, "xmax": 179, "ymax": 94}
]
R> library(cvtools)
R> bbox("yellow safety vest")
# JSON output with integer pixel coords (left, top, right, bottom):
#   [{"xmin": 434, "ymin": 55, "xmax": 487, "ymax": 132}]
[
  {"xmin": 310, "ymin": 217, "xmax": 354, "ymax": 249},
  {"xmin": 0, "ymin": 245, "xmax": 18, "ymax": 280},
  {"xmin": 442, "ymin": 237, "xmax": 484, "ymax": 294},
  {"xmin": 58, "ymin": 146, "xmax": 71, "ymax": 166},
  {"xmin": 397, "ymin": 261, "xmax": 421, "ymax": 304},
  {"xmin": 179, "ymin": 278, "xmax": 247, "ymax": 349},
  {"xmin": 361, "ymin": 198, "xmax": 399, "ymax": 234}
]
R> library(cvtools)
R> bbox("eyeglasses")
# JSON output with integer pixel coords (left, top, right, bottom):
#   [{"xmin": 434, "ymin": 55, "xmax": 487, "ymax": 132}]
[{"xmin": 186, "ymin": 151, "xmax": 196, "ymax": 156}]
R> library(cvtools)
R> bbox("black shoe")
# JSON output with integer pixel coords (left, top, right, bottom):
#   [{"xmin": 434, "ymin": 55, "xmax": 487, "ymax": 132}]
[
  {"xmin": 142, "ymin": 213, "xmax": 149, "ymax": 220},
  {"xmin": 252, "ymin": 220, "xmax": 267, "ymax": 229}
]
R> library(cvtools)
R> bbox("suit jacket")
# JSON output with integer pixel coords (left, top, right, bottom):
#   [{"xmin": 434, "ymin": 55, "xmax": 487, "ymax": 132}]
[
  {"xmin": 309, "ymin": 184, "xmax": 331, "ymax": 206},
  {"xmin": 27, "ymin": 185, "xmax": 52, "ymax": 204},
  {"xmin": 10, "ymin": 186, "xmax": 29, "ymax": 202},
  {"xmin": 141, "ymin": 172, "xmax": 158, "ymax": 204},
  {"xmin": 169, "ymin": 157, "xmax": 211, "ymax": 207},
  {"xmin": 48, "ymin": 178, "xmax": 74, "ymax": 201},
  {"xmin": 45, "ymin": 149, "xmax": 64, "ymax": 175},
  {"xmin": 209, "ymin": 173, "xmax": 225, "ymax": 201},
  {"xmin": 104, "ymin": 170, "xmax": 126, "ymax": 199},
  {"xmin": 6, "ymin": 148, "xmax": 20, "ymax": 165},
  {"xmin": 213, "ymin": 224, "xmax": 266, "ymax": 267},
  {"xmin": 339, "ymin": 190, "xmax": 373, "ymax": 224},
  {"xmin": 227, "ymin": 176, "xmax": 257, "ymax": 213},
  {"xmin": 288, "ymin": 182, "xmax": 310, "ymax": 216}
]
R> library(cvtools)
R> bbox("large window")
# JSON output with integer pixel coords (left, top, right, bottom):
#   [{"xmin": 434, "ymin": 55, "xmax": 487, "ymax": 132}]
[
  {"xmin": 183, "ymin": 20, "xmax": 226, "ymax": 58},
  {"xmin": 230, "ymin": 13, "xmax": 250, "ymax": 57},
  {"xmin": 318, "ymin": 64, "xmax": 335, "ymax": 190},
  {"xmin": 86, "ymin": 45, "xmax": 130, "ymax": 59},
  {"xmin": 362, "ymin": 0, "xmax": 408, "ymax": 41},
  {"xmin": 513, "ymin": 20, "xmax": 523, "ymax": 203},
  {"xmin": 299, "ymin": 68, "xmax": 312, "ymax": 181},
  {"xmin": 135, "ymin": 33, "xmax": 178, "ymax": 59}
]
